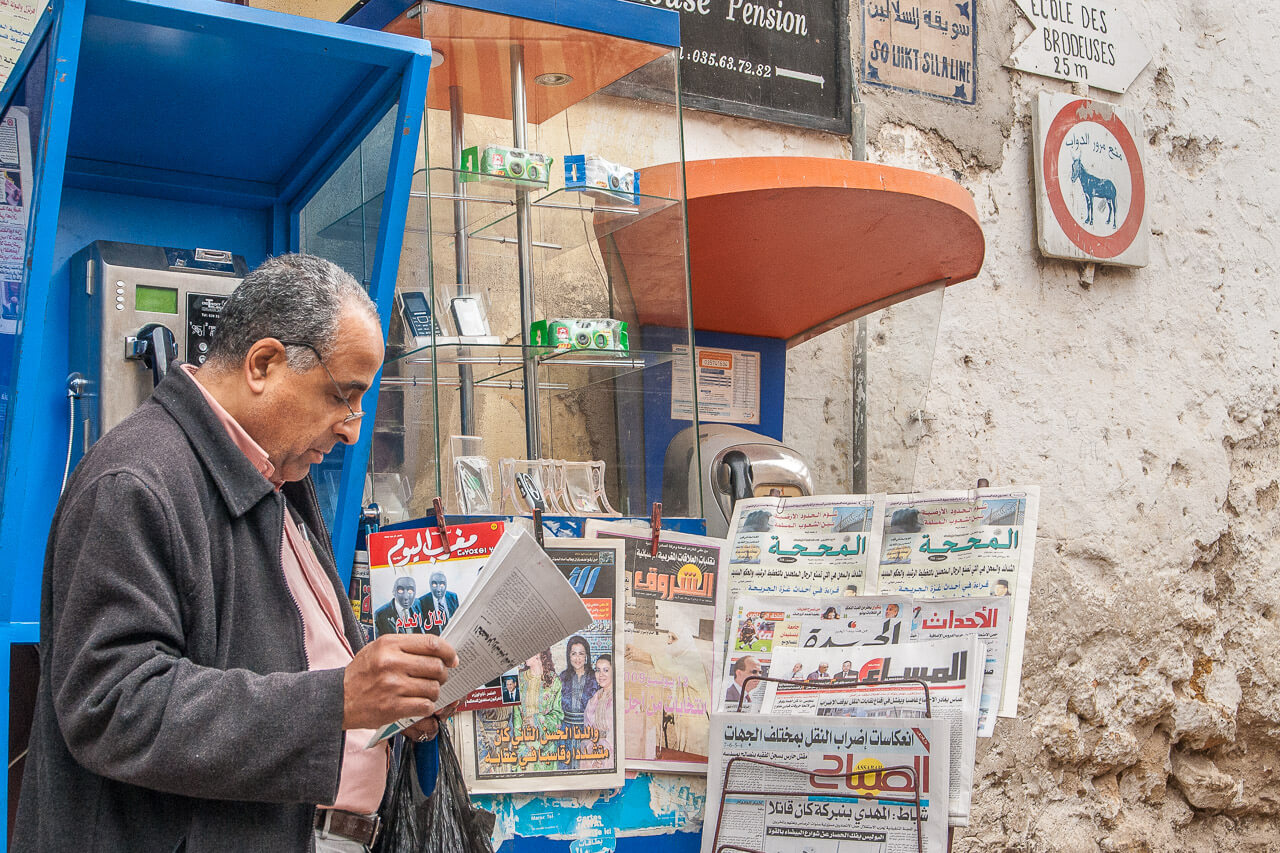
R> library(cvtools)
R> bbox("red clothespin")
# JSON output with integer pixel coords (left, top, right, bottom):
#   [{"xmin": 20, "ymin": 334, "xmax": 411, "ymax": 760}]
[
  {"xmin": 433, "ymin": 496, "xmax": 451, "ymax": 555},
  {"xmin": 650, "ymin": 502, "xmax": 662, "ymax": 556},
  {"xmin": 533, "ymin": 508, "xmax": 544, "ymax": 548}
]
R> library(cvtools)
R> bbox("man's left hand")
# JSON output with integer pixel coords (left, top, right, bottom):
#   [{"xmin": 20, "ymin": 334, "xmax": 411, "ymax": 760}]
[
  {"xmin": 404, "ymin": 717, "xmax": 438, "ymax": 743},
  {"xmin": 402, "ymin": 700, "xmax": 461, "ymax": 743}
]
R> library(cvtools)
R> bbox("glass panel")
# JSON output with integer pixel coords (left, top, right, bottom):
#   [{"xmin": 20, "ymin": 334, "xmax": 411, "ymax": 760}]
[
  {"xmin": 782, "ymin": 285, "xmax": 945, "ymax": 494},
  {"xmin": 297, "ymin": 99, "xmax": 399, "ymax": 528},
  {"xmin": 375, "ymin": 165, "xmax": 441, "ymax": 523},
  {"xmin": 374, "ymin": 3, "xmax": 695, "ymax": 520},
  {"xmin": 299, "ymin": 100, "xmax": 399, "ymax": 287},
  {"xmin": 0, "ymin": 32, "xmax": 52, "ymax": 507}
]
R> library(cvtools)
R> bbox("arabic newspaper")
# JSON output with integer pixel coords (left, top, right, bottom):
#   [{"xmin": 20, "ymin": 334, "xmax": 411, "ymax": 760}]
[
  {"xmin": 725, "ymin": 496, "xmax": 885, "ymax": 601},
  {"xmin": 717, "ymin": 595, "xmax": 910, "ymax": 714},
  {"xmin": 368, "ymin": 521, "xmax": 507, "ymax": 710},
  {"xmin": 585, "ymin": 521, "xmax": 728, "ymax": 773},
  {"xmin": 910, "ymin": 597, "xmax": 1010, "ymax": 737},
  {"xmin": 762, "ymin": 637, "xmax": 983, "ymax": 825},
  {"xmin": 703, "ymin": 714, "xmax": 950, "ymax": 853},
  {"xmin": 369, "ymin": 528, "xmax": 592, "ymax": 745},
  {"xmin": 873, "ymin": 486, "xmax": 1038, "ymax": 717},
  {"xmin": 459, "ymin": 540, "xmax": 626, "ymax": 793}
]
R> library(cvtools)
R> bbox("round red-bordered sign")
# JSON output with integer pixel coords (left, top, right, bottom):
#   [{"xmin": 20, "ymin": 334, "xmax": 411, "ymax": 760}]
[{"xmin": 1043, "ymin": 99, "xmax": 1145, "ymax": 259}]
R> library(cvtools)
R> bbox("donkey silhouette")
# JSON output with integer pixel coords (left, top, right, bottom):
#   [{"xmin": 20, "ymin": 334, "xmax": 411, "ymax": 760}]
[{"xmin": 1071, "ymin": 156, "xmax": 1117, "ymax": 227}]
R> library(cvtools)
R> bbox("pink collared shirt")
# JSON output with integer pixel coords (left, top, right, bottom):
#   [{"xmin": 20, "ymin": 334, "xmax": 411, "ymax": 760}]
[{"xmin": 182, "ymin": 365, "xmax": 387, "ymax": 813}]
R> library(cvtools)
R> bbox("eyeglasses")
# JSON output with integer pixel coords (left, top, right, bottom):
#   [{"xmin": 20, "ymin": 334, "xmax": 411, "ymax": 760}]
[{"xmin": 276, "ymin": 339, "xmax": 364, "ymax": 423}]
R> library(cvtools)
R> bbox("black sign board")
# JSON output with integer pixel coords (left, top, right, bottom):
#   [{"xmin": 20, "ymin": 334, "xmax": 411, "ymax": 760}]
[{"xmin": 624, "ymin": 0, "xmax": 851, "ymax": 134}]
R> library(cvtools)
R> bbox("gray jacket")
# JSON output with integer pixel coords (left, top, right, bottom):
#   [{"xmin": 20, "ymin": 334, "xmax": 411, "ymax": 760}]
[{"xmin": 14, "ymin": 366, "xmax": 364, "ymax": 852}]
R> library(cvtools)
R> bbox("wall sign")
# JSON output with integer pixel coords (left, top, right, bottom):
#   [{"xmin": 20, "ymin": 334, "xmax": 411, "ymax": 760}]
[
  {"xmin": 862, "ymin": 0, "xmax": 978, "ymax": 104},
  {"xmin": 1007, "ymin": 0, "xmax": 1150, "ymax": 94},
  {"xmin": 1032, "ymin": 92, "xmax": 1148, "ymax": 266},
  {"xmin": 623, "ymin": 0, "xmax": 851, "ymax": 134}
]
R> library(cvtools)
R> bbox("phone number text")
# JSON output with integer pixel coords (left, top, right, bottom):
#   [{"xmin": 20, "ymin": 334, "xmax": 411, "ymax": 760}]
[{"xmin": 680, "ymin": 47, "xmax": 773, "ymax": 77}]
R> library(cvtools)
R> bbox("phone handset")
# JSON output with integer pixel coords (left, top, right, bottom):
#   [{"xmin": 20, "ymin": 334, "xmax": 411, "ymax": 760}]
[{"xmin": 126, "ymin": 322, "xmax": 178, "ymax": 388}]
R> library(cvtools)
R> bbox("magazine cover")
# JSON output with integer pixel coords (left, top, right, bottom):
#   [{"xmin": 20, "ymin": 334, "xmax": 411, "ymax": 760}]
[
  {"xmin": 459, "ymin": 539, "xmax": 626, "ymax": 793},
  {"xmin": 586, "ymin": 521, "xmax": 727, "ymax": 773},
  {"xmin": 367, "ymin": 520, "xmax": 511, "ymax": 710}
]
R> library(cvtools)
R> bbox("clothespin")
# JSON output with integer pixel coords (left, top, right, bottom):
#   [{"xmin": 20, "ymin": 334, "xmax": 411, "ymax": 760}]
[
  {"xmin": 433, "ymin": 496, "xmax": 451, "ymax": 554},
  {"xmin": 533, "ymin": 508, "xmax": 544, "ymax": 548},
  {"xmin": 650, "ymin": 501, "xmax": 662, "ymax": 556}
]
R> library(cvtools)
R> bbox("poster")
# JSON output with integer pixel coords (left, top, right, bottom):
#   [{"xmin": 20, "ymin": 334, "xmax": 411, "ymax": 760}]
[
  {"xmin": 670, "ymin": 344, "xmax": 761, "ymax": 424},
  {"xmin": 0, "ymin": 108, "xmax": 32, "ymax": 443}
]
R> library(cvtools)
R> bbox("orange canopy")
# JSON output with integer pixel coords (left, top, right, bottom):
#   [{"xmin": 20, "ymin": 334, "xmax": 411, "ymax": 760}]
[{"xmin": 613, "ymin": 156, "xmax": 985, "ymax": 345}]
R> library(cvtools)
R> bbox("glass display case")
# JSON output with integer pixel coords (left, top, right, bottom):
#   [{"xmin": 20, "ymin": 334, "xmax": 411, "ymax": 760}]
[{"xmin": 341, "ymin": 0, "xmax": 699, "ymax": 522}]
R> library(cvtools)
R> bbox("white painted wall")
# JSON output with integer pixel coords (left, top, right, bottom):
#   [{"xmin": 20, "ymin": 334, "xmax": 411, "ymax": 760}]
[{"xmin": 718, "ymin": 1, "xmax": 1280, "ymax": 847}]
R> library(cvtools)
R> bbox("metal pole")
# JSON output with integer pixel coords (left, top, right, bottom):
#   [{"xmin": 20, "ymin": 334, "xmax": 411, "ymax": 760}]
[
  {"xmin": 850, "ymin": 96, "xmax": 868, "ymax": 492},
  {"xmin": 450, "ymin": 85, "xmax": 476, "ymax": 434},
  {"xmin": 511, "ymin": 43, "xmax": 541, "ymax": 458}
]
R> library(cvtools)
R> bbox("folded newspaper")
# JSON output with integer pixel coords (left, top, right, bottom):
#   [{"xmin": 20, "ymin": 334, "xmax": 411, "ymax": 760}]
[
  {"xmin": 703, "ymin": 713, "xmax": 950, "ymax": 853},
  {"xmin": 762, "ymin": 636, "xmax": 983, "ymax": 825},
  {"xmin": 369, "ymin": 527, "xmax": 594, "ymax": 746}
]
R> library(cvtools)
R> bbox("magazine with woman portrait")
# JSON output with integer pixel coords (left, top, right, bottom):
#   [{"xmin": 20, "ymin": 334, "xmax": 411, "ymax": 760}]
[{"xmin": 458, "ymin": 539, "xmax": 626, "ymax": 793}]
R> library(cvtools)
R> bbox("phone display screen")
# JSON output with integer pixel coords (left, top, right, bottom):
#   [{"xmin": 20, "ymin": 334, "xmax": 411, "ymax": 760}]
[{"xmin": 135, "ymin": 285, "xmax": 178, "ymax": 314}]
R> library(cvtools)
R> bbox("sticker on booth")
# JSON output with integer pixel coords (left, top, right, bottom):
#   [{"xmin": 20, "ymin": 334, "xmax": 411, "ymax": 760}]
[{"xmin": 1032, "ymin": 92, "xmax": 1148, "ymax": 267}]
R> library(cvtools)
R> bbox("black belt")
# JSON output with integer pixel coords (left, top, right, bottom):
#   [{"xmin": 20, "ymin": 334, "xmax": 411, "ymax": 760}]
[{"xmin": 315, "ymin": 808, "xmax": 381, "ymax": 847}]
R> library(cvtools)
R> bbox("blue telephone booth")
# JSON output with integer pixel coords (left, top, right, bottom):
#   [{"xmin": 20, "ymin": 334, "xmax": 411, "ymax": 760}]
[{"xmin": 0, "ymin": 0, "xmax": 433, "ymax": 835}]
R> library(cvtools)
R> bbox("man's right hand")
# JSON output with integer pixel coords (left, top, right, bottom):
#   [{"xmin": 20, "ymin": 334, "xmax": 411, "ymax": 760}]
[{"xmin": 342, "ymin": 634, "xmax": 459, "ymax": 730}]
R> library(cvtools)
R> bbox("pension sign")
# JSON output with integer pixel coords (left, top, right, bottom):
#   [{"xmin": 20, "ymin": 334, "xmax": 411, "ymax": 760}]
[{"xmin": 623, "ymin": 0, "xmax": 852, "ymax": 133}]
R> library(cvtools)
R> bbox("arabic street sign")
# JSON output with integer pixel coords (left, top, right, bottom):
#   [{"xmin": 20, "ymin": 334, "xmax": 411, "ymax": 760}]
[
  {"xmin": 863, "ymin": 0, "xmax": 977, "ymax": 104},
  {"xmin": 1007, "ymin": 0, "xmax": 1150, "ymax": 93},
  {"xmin": 1032, "ymin": 92, "xmax": 1149, "ymax": 266}
]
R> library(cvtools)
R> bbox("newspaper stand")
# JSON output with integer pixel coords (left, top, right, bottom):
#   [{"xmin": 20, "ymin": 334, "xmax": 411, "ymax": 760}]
[{"xmin": 709, "ymin": 677, "xmax": 937, "ymax": 853}]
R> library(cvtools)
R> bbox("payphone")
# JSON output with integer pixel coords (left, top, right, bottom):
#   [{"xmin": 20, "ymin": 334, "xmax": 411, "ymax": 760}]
[
  {"xmin": 663, "ymin": 424, "xmax": 816, "ymax": 538},
  {"xmin": 68, "ymin": 241, "xmax": 248, "ymax": 448}
]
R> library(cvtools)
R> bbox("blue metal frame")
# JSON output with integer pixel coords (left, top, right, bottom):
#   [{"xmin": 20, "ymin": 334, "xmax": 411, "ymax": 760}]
[
  {"xmin": 0, "ymin": 0, "xmax": 88, "ymax": 626},
  {"xmin": 343, "ymin": 0, "xmax": 680, "ymax": 48},
  {"xmin": 322, "ymin": 51, "xmax": 431, "ymax": 581},
  {"xmin": 0, "ymin": 3, "xmax": 53, "ymax": 118},
  {"xmin": 0, "ymin": 1, "xmax": 88, "ymax": 843}
]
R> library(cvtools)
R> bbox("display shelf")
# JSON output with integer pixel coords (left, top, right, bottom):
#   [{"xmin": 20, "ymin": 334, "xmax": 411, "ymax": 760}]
[
  {"xmin": 348, "ymin": 0, "xmax": 694, "ymax": 518},
  {"xmin": 320, "ymin": 167, "xmax": 680, "ymax": 256},
  {"xmin": 383, "ymin": 340, "xmax": 678, "ymax": 391}
]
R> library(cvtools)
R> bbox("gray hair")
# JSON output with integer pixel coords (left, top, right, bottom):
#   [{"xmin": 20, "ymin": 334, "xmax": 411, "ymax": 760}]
[{"xmin": 204, "ymin": 253, "xmax": 378, "ymax": 371}]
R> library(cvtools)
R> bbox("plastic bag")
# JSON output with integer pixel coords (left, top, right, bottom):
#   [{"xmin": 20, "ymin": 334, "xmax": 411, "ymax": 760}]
[
  {"xmin": 374, "ymin": 738, "xmax": 422, "ymax": 853},
  {"xmin": 422, "ymin": 723, "xmax": 496, "ymax": 853},
  {"xmin": 374, "ymin": 724, "xmax": 495, "ymax": 853}
]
